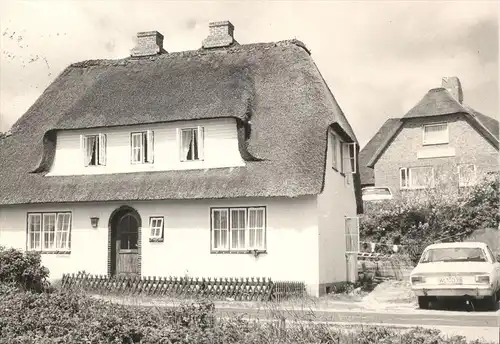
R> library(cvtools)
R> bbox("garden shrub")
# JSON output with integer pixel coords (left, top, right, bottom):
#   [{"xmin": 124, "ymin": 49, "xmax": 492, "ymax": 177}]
[
  {"xmin": 1, "ymin": 287, "xmax": 494, "ymax": 343},
  {"xmin": 360, "ymin": 172, "xmax": 499, "ymax": 264},
  {"xmin": 0, "ymin": 246, "xmax": 49, "ymax": 292}
]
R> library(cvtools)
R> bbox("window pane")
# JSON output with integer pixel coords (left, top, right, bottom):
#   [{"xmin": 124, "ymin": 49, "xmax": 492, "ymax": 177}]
[
  {"xmin": 193, "ymin": 128, "xmax": 199, "ymax": 160},
  {"xmin": 248, "ymin": 209, "xmax": 264, "ymax": 248},
  {"xmin": 400, "ymin": 169, "xmax": 407, "ymax": 187},
  {"xmin": 182, "ymin": 129, "xmax": 193, "ymax": 161},
  {"xmin": 43, "ymin": 214, "xmax": 56, "ymax": 250},
  {"xmin": 143, "ymin": 132, "xmax": 148, "ymax": 162},
  {"xmin": 424, "ymin": 124, "xmax": 448, "ymax": 143},
  {"xmin": 56, "ymin": 213, "xmax": 70, "ymax": 249},
  {"xmin": 214, "ymin": 230, "xmax": 220, "ymax": 249},
  {"xmin": 86, "ymin": 136, "xmax": 98, "ymax": 165},
  {"xmin": 212, "ymin": 210, "xmax": 228, "ymax": 249},
  {"xmin": 411, "ymin": 167, "xmax": 433, "ymax": 188},
  {"xmin": 28, "ymin": 214, "xmax": 41, "ymax": 250},
  {"xmin": 231, "ymin": 209, "xmax": 246, "ymax": 249}
]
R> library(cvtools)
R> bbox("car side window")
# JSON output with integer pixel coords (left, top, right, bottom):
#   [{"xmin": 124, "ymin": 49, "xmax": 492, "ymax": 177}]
[{"xmin": 486, "ymin": 247, "xmax": 496, "ymax": 262}]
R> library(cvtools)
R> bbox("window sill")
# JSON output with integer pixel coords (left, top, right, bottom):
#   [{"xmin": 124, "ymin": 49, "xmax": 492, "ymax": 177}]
[
  {"xmin": 422, "ymin": 142, "xmax": 449, "ymax": 146},
  {"xmin": 28, "ymin": 250, "xmax": 71, "ymax": 255},
  {"xmin": 332, "ymin": 166, "xmax": 339, "ymax": 172},
  {"xmin": 131, "ymin": 161, "xmax": 154, "ymax": 165},
  {"xmin": 180, "ymin": 159, "xmax": 204, "ymax": 163},
  {"xmin": 149, "ymin": 237, "xmax": 164, "ymax": 243},
  {"xmin": 211, "ymin": 249, "xmax": 267, "ymax": 255}
]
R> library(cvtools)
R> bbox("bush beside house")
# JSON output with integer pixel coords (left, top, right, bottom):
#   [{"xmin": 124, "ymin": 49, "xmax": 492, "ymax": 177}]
[{"xmin": 360, "ymin": 172, "xmax": 499, "ymax": 264}]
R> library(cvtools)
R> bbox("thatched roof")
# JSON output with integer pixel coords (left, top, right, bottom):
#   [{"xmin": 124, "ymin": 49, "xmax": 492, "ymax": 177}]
[
  {"xmin": 0, "ymin": 39, "xmax": 361, "ymax": 208},
  {"xmin": 364, "ymin": 87, "xmax": 499, "ymax": 169},
  {"xmin": 403, "ymin": 87, "xmax": 468, "ymax": 119},
  {"xmin": 359, "ymin": 118, "xmax": 400, "ymax": 186}
]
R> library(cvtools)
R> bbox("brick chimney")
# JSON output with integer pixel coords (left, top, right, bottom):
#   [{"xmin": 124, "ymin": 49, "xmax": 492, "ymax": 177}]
[
  {"xmin": 131, "ymin": 31, "xmax": 167, "ymax": 57},
  {"xmin": 202, "ymin": 21, "xmax": 237, "ymax": 49},
  {"xmin": 442, "ymin": 76, "xmax": 463, "ymax": 103}
]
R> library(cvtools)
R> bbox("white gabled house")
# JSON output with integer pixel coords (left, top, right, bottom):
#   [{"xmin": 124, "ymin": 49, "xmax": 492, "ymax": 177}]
[{"xmin": 0, "ymin": 21, "xmax": 362, "ymax": 297}]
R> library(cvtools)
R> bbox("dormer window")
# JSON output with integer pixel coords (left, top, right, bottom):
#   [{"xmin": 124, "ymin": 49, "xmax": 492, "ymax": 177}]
[
  {"xmin": 81, "ymin": 134, "xmax": 106, "ymax": 166},
  {"xmin": 178, "ymin": 126, "xmax": 204, "ymax": 162},
  {"xmin": 422, "ymin": 123, "xmax": 448, "ymax": 145},
  {"xmin": 131, "ymin": 130, "xmax": 154, "ymax": 164}
]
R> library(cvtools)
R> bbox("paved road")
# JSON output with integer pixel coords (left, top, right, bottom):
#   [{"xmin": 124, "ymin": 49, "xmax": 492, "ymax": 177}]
[
  {"xmin": 99, "ymin": 295, "xmax": 500, "ymax": 341},
  {"xmin": 215, "ymin": 307, "xmax": 500, "ymax": 328}
]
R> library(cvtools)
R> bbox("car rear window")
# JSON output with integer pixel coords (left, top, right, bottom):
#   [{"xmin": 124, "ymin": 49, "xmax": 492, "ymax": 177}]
[{"xmin": 420, "ymin": 247, "xmax": 487, "ymax": 263}]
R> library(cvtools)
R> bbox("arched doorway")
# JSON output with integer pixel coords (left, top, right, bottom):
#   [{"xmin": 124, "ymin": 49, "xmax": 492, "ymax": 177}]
[{"xmin": 108, "ymin": 206, "xmax": 141, "ymax": 277}]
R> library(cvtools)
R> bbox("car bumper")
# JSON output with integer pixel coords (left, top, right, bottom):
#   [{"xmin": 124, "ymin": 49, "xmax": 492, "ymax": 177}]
[{"xmin": 411, "ymin": 285, "xmax": 495, "ymax": 298}]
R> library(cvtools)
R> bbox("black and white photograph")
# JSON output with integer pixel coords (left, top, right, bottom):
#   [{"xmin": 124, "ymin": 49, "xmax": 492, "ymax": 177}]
[{"xmin": 0, "ymin": 0, "xmax": 498, "ymax": 343}]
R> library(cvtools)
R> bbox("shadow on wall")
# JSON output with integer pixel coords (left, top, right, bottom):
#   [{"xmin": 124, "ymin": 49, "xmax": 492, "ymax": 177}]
[{"xmin": 464, "ymin": 227, "xmax": 500, "ymax": 255}]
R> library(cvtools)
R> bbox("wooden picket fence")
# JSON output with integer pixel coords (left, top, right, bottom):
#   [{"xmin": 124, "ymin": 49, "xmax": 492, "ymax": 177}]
[{"xmin": 60, "ymin": 271, "xmax": 305, "ymax": 302}]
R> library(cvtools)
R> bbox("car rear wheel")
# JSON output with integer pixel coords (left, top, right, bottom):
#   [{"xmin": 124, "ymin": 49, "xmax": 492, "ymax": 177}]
[
  {"xmin": 484, "ymin": 292, "xmax": 498, "ymax": 311},
  {"xmin": 418, "ymin": 296, "xmax": 431, "ymax": 309}
]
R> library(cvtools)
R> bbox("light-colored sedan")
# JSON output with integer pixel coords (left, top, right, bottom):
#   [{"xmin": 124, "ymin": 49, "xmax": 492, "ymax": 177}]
[{"xmin": 410, "ymin": 242, "xmax": 500, "ymax": 310}]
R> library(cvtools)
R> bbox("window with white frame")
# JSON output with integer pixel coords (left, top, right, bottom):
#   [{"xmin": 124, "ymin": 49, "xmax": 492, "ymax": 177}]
[
  {"xmin": 149, "ymin": 216, "xmax": 164, "ymax": 242},
  {"xmin": 81, "ymin": 134, "xmax": 107, "ymax": 166},
  {"xmin": 345, "ymin": 217, "xmax": 360, "ymax": 254},
  {"xmin": 211, "ymin": 207, "xmax": 266, "ymax": 252},
  {"xmin": 178, "ymin": 127, "xmax": 204, "ymax": 162},
  {"xmin": 27, "ymin": 212, "xmax": 71, "ymax": 252},
  {"xmin": 331, "ymin": 132, "xmax": 357, "ymax": 176},
  {"xmin": 331, "ymin": 133, "xmax": 338, "ymax": 170},
  {"xmin": 131, "ymin": 131, "xmax": 154, "ymax": 164},
  {"xmin": 400, "ymin": 166, "xmax": 435, "ymax": 189},
  {"xmin": 458, "ymin": 164, "xmax": 476, "ymax": 187},
  {"xmin": 341, "ymin": 143, "xmax": 357, "ymax": 174},
  {"xmin": 422, "ymin": 123, "xmax": 448, "ymax": 145}
]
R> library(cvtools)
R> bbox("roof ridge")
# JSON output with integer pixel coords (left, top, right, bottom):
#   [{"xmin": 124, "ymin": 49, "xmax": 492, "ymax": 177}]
[{"xmin": 69, "ymin": 39, "xmax": 311, "ymax": 69}]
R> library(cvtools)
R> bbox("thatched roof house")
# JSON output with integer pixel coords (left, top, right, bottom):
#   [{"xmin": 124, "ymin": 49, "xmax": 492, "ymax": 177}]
[
  {"xmin": 359, "ymin": 77, "xmax": 499, "ymax": 188},
  {"xmin": 0, "ymin": 21, "xmax": 364, "ymax": 297},
  {"xmin": 0, "ymin": 22, "xmax": 361, "ymax": 209}
]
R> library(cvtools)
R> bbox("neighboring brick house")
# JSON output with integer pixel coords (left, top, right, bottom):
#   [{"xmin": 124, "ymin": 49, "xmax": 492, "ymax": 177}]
[{"xmin": 359, "ymin": 77, "xmax": 499, "ymax": 197}]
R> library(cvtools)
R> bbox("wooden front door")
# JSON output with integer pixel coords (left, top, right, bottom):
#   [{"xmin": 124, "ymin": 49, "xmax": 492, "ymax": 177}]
[{"xmin": 115, "ymin": 213, "xmax": 140, "ymax": 276}]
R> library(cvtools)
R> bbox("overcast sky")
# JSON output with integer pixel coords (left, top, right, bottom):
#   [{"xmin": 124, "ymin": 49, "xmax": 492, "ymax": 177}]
[{"xmin": 0, "ymin": 0, "xmax": 497, "ymax": 148}]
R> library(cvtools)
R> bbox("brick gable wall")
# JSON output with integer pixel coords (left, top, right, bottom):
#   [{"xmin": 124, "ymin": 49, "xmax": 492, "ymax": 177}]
[{"xmin": 374, "ymin": 113, "xmax": 498, "ymax": 196}]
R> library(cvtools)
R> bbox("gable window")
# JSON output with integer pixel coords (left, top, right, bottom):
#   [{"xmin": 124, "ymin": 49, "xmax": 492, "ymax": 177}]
[
  {"xmin": 422, "ymin": 123, "xmax": 448, "ymax": 145},
  {"xmin": 331, "ymin": 132, "xmax": 357, "ymax": 175},
  {"xmin": 178, "ymin": 126, "xmax": 204, "ymax": 162},
  {"xmin": 149, "ymin": 216, "xmax": 164, "ymax": 242},
  {"xmin": 341, "ymin": 142, "xmax": 357, "ymax": 174},
  {"xmin": 131, "ymin": 131, "xmax": 154, "ymax": 164},
  {"xmin": 211, "ymin": 207, "xmax": 266, "ymax": 253},
  {"xmin": 331, "ymin": 133, "xmax": 338, "ymax": 170},
  {"xmin": 400, "ymin": 166, "xmax": 435, "ymax": 189},
  {"xmin": 81, "ymin": 134, "xmax": 106, "ymax": 166},
  {"xmin": 458, "ymin": 164, "xmax": 476, "ymax": 187},
  {"xmin": 27, "ymin": 212, "xmax": 71, "ymax": 253}
]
